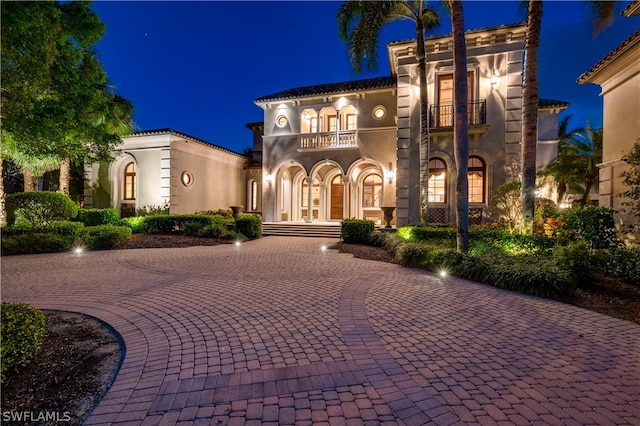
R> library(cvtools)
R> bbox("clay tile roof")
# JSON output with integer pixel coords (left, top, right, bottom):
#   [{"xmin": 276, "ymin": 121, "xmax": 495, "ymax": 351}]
[
  {"xmin": 255, "ymin": 76, "xmax": 395, "ymax": 103},
  {"xmin": 622, "ymin": 0, "xmax": 640, "ymax": 17},
  {"xmin": 128, "ymin": 128, "xmax": 248, "ymax": 158},
  {"xmin": 538, "ymin": 98, "xmax": 570, "ymax": 109},
  {"xmin": 577, "ymin": 29, "xmax": 640, "ymax": 84}
]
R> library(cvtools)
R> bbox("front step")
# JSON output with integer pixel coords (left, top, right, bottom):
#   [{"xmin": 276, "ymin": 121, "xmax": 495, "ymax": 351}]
[{"xmin": 262, "ymin": 223, "xmax": 341, "ymax": 238}]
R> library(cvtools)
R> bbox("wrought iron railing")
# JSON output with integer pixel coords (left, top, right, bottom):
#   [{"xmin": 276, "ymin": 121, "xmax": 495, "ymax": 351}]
[
  {"xmin": 300, "ymin": 130, "xmax": 357, "ymax": 149},
  {"xmin": 429, "ymin": 99, "xmax": 486, "ymax": 128}
]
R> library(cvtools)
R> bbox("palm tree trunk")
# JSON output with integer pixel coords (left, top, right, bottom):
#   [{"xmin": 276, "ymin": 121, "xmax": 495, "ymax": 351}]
[
  {"xmin": 0, "ymin": 155, "xmax": 5, "ymax": 226},
  {"xmin": 521, "ymin": 0, "xmax": 542, "ymax": 234},
  {"xmin": 59, "ymin": 158, "xmax": 71, "ymax": 195},
  {"xmin": 22, "ymin": 170, "xmax": 38, "ymax": 192},
  {"xmin": 451, "ymin": 0, "xmax": 469, "ymax": 253},
  {"xmin": 417, "ymin": 18, "xmax": 430, "ymax": 224}
]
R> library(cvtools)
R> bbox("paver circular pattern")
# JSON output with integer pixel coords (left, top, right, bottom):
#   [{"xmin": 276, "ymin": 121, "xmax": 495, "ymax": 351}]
[{"xmin": 2, "ymin": 236, "xmax": 639, "ymax": 426}]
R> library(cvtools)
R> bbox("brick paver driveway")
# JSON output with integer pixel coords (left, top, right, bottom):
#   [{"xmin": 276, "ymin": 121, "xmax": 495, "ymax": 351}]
[{"xmin": 2, "ymin": 236, "xmax": 639, "ymax": 425}]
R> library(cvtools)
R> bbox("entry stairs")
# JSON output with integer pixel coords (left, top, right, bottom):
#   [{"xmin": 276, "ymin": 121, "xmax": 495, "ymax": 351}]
[{"xmin": 262, "ymin": 222, "xmax": 342, "ymax": 238}]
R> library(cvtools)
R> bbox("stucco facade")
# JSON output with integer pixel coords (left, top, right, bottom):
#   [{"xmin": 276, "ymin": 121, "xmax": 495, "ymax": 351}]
[
  {"xmin": 254, "ymin": 23, "xmax": 566, "ymax": 226},
  {"xmin": 579, "ymin": 26, "xmax": 640, "ymax": 234},
  {"xmin": 85, "ymin": 129, "xmax": 252, "ymax": 217}
]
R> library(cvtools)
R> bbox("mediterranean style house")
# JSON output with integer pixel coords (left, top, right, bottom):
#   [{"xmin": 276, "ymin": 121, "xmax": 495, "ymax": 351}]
[
  {"xmin": 578, "ymin": 2, "xmax": 640, "ymax": 234},
  {"xmin": 85, "ymin": 23, "xmax": 568, "ymax": 227}
]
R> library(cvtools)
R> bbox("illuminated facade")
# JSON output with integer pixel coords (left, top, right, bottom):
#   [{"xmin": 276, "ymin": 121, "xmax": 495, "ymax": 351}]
[{"xmin": 86, "ymin": 23, "xmax": 568, "ymax": 226}]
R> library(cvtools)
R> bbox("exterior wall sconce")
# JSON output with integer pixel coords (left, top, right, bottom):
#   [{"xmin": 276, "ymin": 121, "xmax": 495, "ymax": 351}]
[
  {"xmin": 490, "ymin": 75, "xmax": 499, "ymax": 86},
  {"xmin": 385, "ymin": 162, "xmax": 395, "ymax": 183},
  {"xmin": 265, "ymin": 167, "xmax": 273, "ymax": 186}
]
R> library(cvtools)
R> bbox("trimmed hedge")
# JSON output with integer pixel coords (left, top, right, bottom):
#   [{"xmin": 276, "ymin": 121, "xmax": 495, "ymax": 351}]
[
  {"xmin": 5, "ymin": 192, "xmax": 78, "ymax": 226},
  {"xmin": 235, "ymin": 214, "xmax": 262, "ymax": 239},
  {"xmin": 1, "ymin": 302, "xmax": 46, "ymax": 383},
  {"xmin": 77, "ymin": 208, "xmax": 120, "ymax": 226},
  {"xmin": 118, "ymin": 216, "xmax": 147, "ymax": 233},
  {"xmin": 1, "ymin": 221, "xmax": 84, "ymax": 238},
  {"xmin": 601, "ymin": 247, "xmax": 640, "ymax": 285},
  {"xmin": 341, "ymin": 219, "xmax": 375, "ymax": 244},
  {"xmin": 143, "ymin": 214, "xmax": 225, "ymax": 233},
  {"xmin": 82, "ymin": 225, "xmax": 132, "ymax": 249},
  {"xmin": 1, "ymin": 233, "xmax": 76, "ymax": 256}
]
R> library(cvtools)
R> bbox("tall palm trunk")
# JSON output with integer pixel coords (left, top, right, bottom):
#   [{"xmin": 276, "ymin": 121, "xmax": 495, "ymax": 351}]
[
  {"xmin": 0, "ymin": 155, "xmax": 5, "ymax": 226},
  {"xmin": 22, "ymin": 170, "xmax": 38, "ymax": 191},
  {"xmin": 451, "ymin": 0, "xmax": 469, "ymax": 253},
  {"xmin": 59, "ymin": 158, "xmax": 71, "ymax": 195},
  {"xmin": 521, "ymin": 0, "xmax": 542, "ymax": 234},
  {"xmin": 417, "ymin": 15, "xmax": 430, "ymax": 224}
]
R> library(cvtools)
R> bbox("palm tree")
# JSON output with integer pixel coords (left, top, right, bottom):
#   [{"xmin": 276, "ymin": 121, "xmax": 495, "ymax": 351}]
[
  {"xmin": 538, "ymin": 115, "xmax": 585, "ymax": 204},
  {"xmin": 520, "ymin": 0, "xmax": 618, "ymax": 232},
  {"xmin": 337, "ymin": 1, "xmax": 440, "ymax": 223},
  {"xmin": 450, "ymin": 0, "xmax": 469, "ymax": 253},
  {"xmin": 520, "ymin": 0, "xmax": 542, "ymax": 234},
  {"xmin": 573, "ymin": 126, "xmax": 602, "ymax": 204}
]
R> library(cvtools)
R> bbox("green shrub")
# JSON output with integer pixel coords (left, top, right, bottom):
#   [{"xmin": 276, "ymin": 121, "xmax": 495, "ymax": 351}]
[
  {"xmin": 136, "ymin": 201, "xmax": 170, "ymax": 216},
  {"xmin": 118, "ymin": 216, "xmax": 147, "ymax": 233},
  {"xmin": 560, "ymin": 205, "xmax": 619, "ymax": 249},
  {"xmin": 601, "ymin": 247, "xmax": 640, "ymax": 285},
  {"xmin": 82, "ymin": 225, "xmax": 132, "ymax": 249},
  {"xmin": 181, "ymin": 221, "xmax": 205, "ymax": 236},
  {"xmin": 225, "ymin": 230, "xmax": 247, "ymax": 242},
  {"xmin": 341, "ymin": 219, "xmax": 375, "ymax": 244},
  {"xmin": 77, "ymin": 208, "xmax": 119, "ymax": 226},
  {"xmin": 5, "ymin": 192, "xmax": 78, "ymax": 226},
  {"xmin": 2, "ymin": 221, "xmax": 84, "ymax": 238},
  {"xmin": 1, "ymin": 233, "xmax": 75, "ymax": 255},
  {"xmin": 196, "ymin": 209, "xmax": 233, "ymax": 218},
  {"xmin": 198, "ymin": 223, "xmax": 229, "ymax": 238},
  {"xmin": 235, "ymin": 214, "xmax": 262, "ymax": 239},
  {"xmin": 395, "ymin": 242, "xmax": 429, "ymax": 267},
  {"xmin": 0, "ymin": 302, "xmax": 46, "ymax": 383},
  {"xmin": 552, "ymin": 241, "xmax": 593, "ymax": 282},
  {"xmin": 143, "ymin": 215, "xmax": 218, "ymax": 233},
  {"xmin": 411, "ymin": 225, "xmax": 457, "ymax": 241},
  {"xmin": 367, "ymin": 231, "xmax": 388, "ymax": 247}
]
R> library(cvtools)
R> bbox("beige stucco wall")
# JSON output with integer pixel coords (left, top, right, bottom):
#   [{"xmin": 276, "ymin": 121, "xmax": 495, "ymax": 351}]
[
  {"xmin": 169, "ymin": 139, "xmax": 246, "ymax": 214},
  {"xmin": 584, "ymin": 36, "xmax": 640, "ymax": 234}
]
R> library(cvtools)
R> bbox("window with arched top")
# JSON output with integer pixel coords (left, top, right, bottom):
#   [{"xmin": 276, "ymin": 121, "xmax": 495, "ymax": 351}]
[
  {"xmin": 428, "ymin": 158, "xmax": 447, "ymax": 203},
  {"xmin": 124, "ymin": 162, "xmax": 136, "ymax": 200},
  {"xmin": 362, "ymin": 174, "xmax": 382, "ymax": 207},
  {"xmin": 468, "ymin": 156, "xmax": 485, "ymax": 203}
]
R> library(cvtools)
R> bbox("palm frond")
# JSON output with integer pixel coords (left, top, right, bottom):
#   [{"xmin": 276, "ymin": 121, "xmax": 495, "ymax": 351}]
[{"xmin": 585, "ymin": 0, "xmax": 617, "ymax": 35}]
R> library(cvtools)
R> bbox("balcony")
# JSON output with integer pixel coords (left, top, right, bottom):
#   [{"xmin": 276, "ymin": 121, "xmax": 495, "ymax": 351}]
[
  {"xmin": 299, "ymin": 130, "xmax": 358, "ymax": 150},
  {"xmin": 429, "ymin": 99, "xmax": 487, "ymax": 128}
]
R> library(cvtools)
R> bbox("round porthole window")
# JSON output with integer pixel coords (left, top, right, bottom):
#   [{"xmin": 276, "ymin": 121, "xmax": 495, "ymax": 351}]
[
  {"xmin": 181, "ymin": 171, "xmax": 194, "ymax": 187},
  {"xmin": 276, "ymin": 115, "xmax": 288, "ymax": 127},
  {"xmin": 372, "ymin": 105, "xmax": 386, "ymax": 120}
]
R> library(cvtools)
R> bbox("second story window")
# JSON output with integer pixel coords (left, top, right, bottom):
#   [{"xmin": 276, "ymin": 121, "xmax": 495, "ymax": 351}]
[
  {"xmin": 346, "ymin": 114, "xmax": 357, "ymax": 130},
  {"xmin": 327, "ymin": 115, "xmax": 337, "ymax": 132}
]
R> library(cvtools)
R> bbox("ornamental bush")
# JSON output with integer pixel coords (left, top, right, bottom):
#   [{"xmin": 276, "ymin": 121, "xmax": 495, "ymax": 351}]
[
  {"xmin": 235, "ymin": 214, "xmax": 262, "ymax": 239},
  {"xmin": 142, "ymin": 215, "xmax": 219, "ymax": 233},
  {"xmin": 0, "ymin": 302, "xmax": 46, "ymax": 383},
  {"xmin": 601, "ymin": 247, "xmax": 640, "ymax": 285},
  {"xmin": 341, "ymin": 219, "xmax": 375, "ymax": 244},
  {"xmin": 118, "ymin": 216, "xmax": 147, "ymax": 233},
  {"xmin": 1, "ymin": 233, "xmax": 76, "ymax": 255},
  {"xmin": 77, "ymin": 208, "xmax": 119, "ymax": 226},
  {"xmin": 5, "ymin": 192, "xmax": 78, "ymax": 226},
  {"xmin": 82, "ymin": 225, "xmax": 132, "ymax": 249},
  {"xmin": 560, "ymin": 205, "xmax": 619, "ymax": 250}
]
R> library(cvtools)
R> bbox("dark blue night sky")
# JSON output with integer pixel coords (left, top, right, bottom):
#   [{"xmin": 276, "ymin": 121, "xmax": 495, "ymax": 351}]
[{"xmin": 92, "ymin": 1, "xmax": 639, "ymax": 154}]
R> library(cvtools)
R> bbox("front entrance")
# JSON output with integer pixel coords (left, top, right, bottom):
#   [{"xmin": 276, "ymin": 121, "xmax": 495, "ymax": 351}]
[{"xmin": 330, "ymin": 176, "xmax": 344, "ymax": 220}]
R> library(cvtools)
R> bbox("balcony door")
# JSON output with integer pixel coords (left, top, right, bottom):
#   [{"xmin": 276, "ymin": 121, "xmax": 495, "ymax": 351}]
[{"xmin": 436, "ymin": 72, "xmax": 475, "ymax": 127}]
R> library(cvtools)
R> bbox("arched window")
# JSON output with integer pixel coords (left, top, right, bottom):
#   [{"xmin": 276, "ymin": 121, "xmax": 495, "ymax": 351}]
[
  {"xmin": 124, "ymin": 162, "xmax": 136, "ymax": 200},
  {"xmin": 428, "ymin": 158, "xmax": 447, "ymax": 203},
  {"xmin": 362, "ymin": 174, "xmax": 382, "ymax": 207},
  {"xmin": 250, "ymin": 180, "xmax": 258, "ymax": 211},
  {"xmin": 468, "ymin": 156, "xmax": 485, "ymax": 203}
]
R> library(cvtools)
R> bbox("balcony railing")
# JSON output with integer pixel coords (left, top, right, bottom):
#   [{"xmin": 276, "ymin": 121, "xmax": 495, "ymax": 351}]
[
  {"xmin": 429, "ymin": 99, "xmax": 486, "ymax": 128},
  {"xmin": 300, "ymin": 130, "xmax": 357, "ymax": 150}
]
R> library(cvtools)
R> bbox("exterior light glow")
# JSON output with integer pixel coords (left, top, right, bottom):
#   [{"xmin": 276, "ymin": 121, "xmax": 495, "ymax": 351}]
[
  {"xmin": 490, "ymin": 75, "xmax": 499, "ymax": 86},
  {"xmin": 235, "ymin": 241, "xmax": 241, "ymax": 247},
  {"xmin": 439, "ymin": 270, "xmax": 447, "ymax": 277},
  {"xmin": 385, "ymin": 162, "xmax": 395, "ymax": 183},
  {"xmin": 321, "ymin": 245, "xmax": 327, "ymax": 252},
  {"xmin": 74, "ymin": 247, "xmax": 83, "ymax": 256},
  {"xmin": 265, "ymin": 167, "xmax": 273, "ymax": 186}
]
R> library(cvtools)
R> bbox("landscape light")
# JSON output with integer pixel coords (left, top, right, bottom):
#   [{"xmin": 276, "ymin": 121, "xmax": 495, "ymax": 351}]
[
  {"xmin": 74, "ymin": 247, "xmax": 83, "ymax": 256},
  {"xmin": 439, "ymin": 270, "xmax": 447, "ymax": 278},
  {"xmin": 321, "ymin": 245, "xmax": 327, "ymax": 252},
  {"xmin": 235, "ymin": 241, "xmax": 241, "ymax": 247}
]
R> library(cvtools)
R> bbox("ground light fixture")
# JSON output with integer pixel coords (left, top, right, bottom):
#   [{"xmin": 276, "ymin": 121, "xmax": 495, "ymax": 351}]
[
  {"xmin": 234, "ymin": 241, "xmax": 241, "ymax": 247},
  {"xmin": 74, "ymin": 247, "xmax": 83, "ymax": 256},
  {"xmin": 321, "ymin": 244, "xmax": 327, "ymax": 252},
  {"xmin": 439, "ymin": 270, "xmax": 448, "ymax": 278}
]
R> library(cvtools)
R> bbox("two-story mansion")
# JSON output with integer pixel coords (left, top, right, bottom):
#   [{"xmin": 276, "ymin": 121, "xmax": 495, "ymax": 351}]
[{"xmin": 85, "ymin": 23, "xmax": 567, "ymax": 227}]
